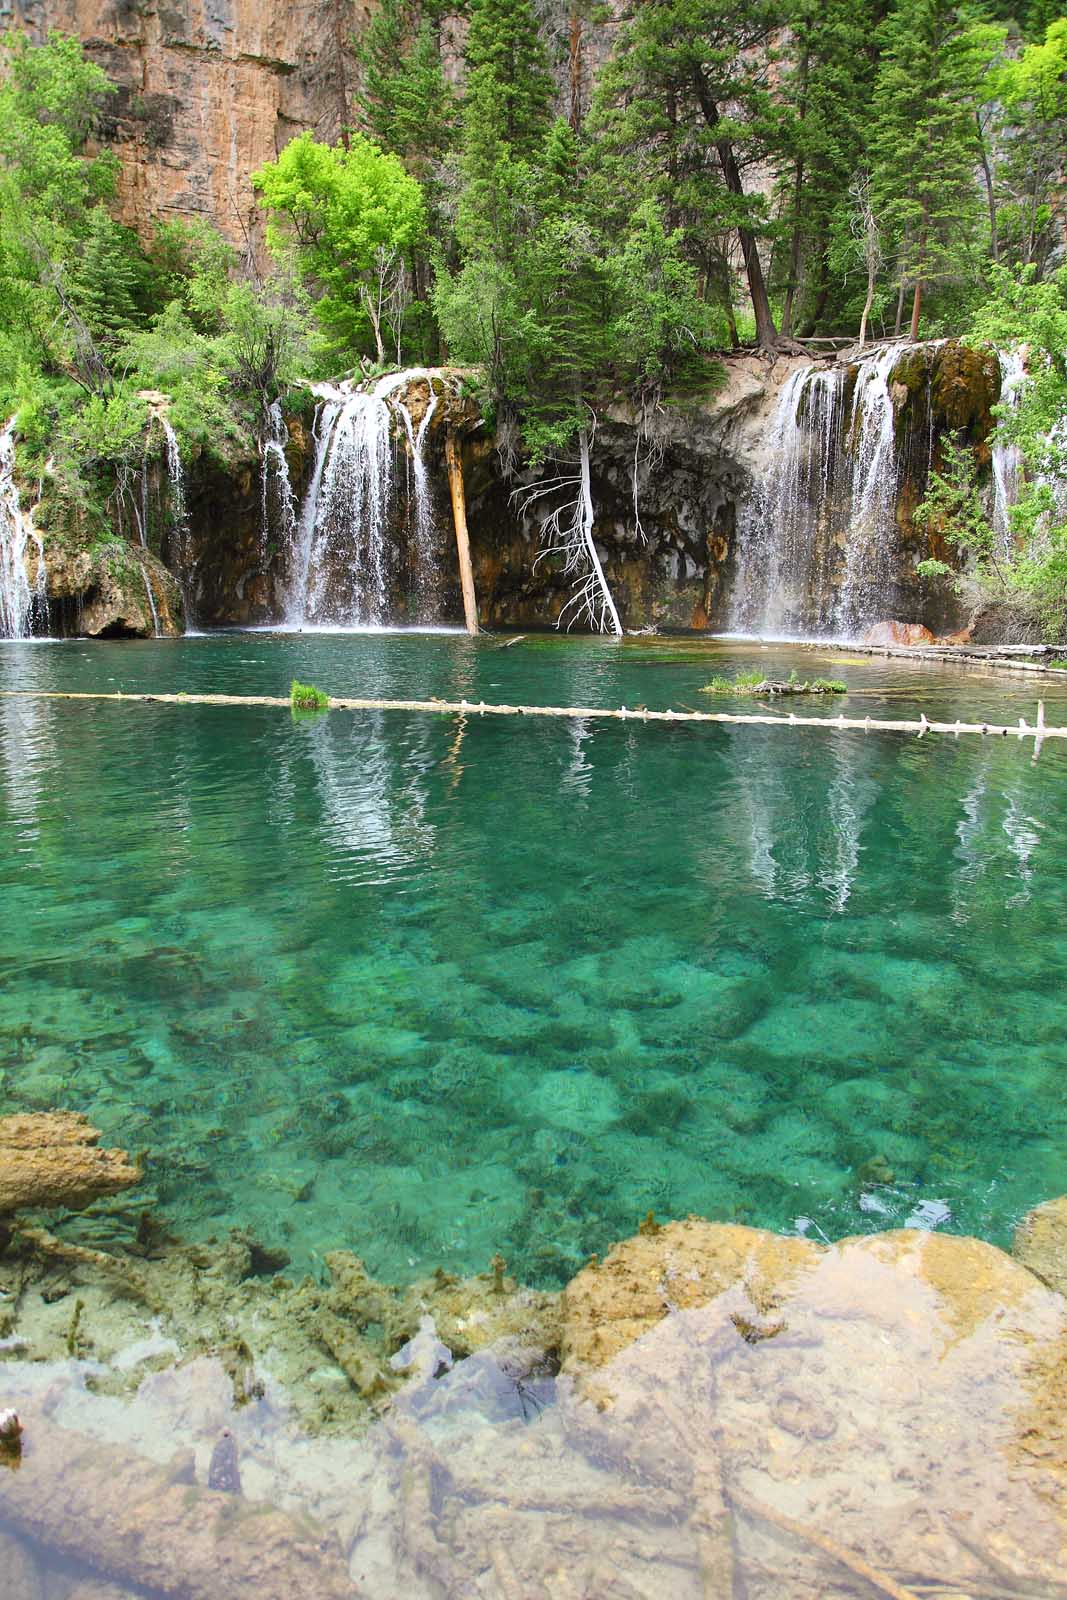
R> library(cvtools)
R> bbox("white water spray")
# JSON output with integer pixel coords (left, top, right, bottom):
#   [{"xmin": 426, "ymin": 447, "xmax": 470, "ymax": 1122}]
[
  {"xmin": 398, "ymin": 390, "xmax": 440, "ymax": 615},
  {"xmin": 0, "ymin": 420, "xmax": 47, "ymax": 639},
  {"xmin": 287, "ymin": 369, "xmax": 445, "ymax": 628},
  {"xmin": 731, "ymin": 344, "xmax": 932, "ymax": 638},
  {"xmin": 992, "ymin": 349, "xmax": 1026, "ymax": 558},
  {"xmin": 261, "ymin": 401, "xmax": 298, "ymax": 563}
]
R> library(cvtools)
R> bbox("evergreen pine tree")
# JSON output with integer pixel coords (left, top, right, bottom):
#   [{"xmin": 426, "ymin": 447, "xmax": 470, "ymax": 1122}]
[
  {"xmin": 590, "ymin": 0, "xmax": 784, "ymax": 348},
  {"xmin": 868, "ymin": 0, "xmax": 1003, "ymax": 338},
  {"xmin": 463, "ymin": 0, "xmax": 555, "ymax": 157}
]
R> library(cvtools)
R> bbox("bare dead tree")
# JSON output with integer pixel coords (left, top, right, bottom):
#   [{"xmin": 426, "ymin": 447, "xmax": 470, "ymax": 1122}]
[{"xmin": 514, "ymin": 415, "xmax": 622, "ymax": 635}]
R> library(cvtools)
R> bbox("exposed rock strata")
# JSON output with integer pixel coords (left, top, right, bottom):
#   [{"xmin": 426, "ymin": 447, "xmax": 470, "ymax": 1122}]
[{"xmin": 8, "ymin": 0, "xmax": 373, "ymax": 253}]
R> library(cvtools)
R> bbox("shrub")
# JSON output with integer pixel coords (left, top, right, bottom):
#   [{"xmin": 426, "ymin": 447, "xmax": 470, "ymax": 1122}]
[{"xmin": 290, "ymin": 680, "xmax": 330, "ymax": 712}]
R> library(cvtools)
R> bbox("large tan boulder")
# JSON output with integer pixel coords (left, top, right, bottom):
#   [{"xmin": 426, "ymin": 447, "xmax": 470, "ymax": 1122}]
[
  {"xmin": 1014, "ymin": 1194, "xmax": 1067, "ymax": 1296},
  {"xmin": 553, "ymin": 1221, "xmax": 1067, "ymax": 1598},
  {"xmin": 0, "ymin": 1113, "xmax": 141, "ymax": 1216},
  {"xmin": 562, "ymin": 1217, "xmax": 822, "ymax": 1374}
]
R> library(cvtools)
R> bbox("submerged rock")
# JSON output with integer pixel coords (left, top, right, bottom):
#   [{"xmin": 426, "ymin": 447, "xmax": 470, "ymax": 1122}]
[
  {"xmin": 206, "ymin": 1427, "xmax": 241, "ymax": 1494},
  {"xmin": 1014, "ymin": 1194, "xmax": 1067, "ymax": 1297},
  {"xmin": 0, "ymin": 1531, "xmax": 42, "ymax": 1600},
  {"xmin": 562, "ymin": 1218, "xmax": 820, "ymax": 1374},
  {"xmin": 0, "ymin": 1113, "xmax": 141, "ymax": 1216}
]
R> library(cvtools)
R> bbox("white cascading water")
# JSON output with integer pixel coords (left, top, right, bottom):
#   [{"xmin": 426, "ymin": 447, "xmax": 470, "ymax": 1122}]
[
  {"xmin": 285, "ymin": 398, "xmax": 342, "ymax": 625},
  {"xmin": 731, "ymin": 344, "xmax": 924, "ymax": 638},
  {"xmin": 286, "ymin": 369, "xmax": 441, "ymax": 628},
  {"xmin": 159, "ymin": 415, "xmax": 189, "ymax": 584},
  {"xmin": 0, "ymin": 419, "xmax": 47, "ymax": 639},
  {"xmin": 398, "ymin": 389, "xmax": 440, "ymax": 616},
  {"xmin": 991, "ymin": 349, "xmax": 1026, "ymax": 558},
  {"xmin": 730, "ymin": 366, "xmax": 842, "ymax": 636},
  {"xmin": 261, "ymin": 400, "xmax": 298, "ymax": 563}
]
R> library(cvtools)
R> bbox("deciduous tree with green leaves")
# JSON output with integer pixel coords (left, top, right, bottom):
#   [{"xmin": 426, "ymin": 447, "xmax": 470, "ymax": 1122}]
[{"xmin": 252, "ymin": 131, "xmax": 426, "ymax": 364}]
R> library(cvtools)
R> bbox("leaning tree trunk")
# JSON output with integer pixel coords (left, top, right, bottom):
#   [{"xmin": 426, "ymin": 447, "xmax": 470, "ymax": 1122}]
[{"xmin": 444, "ymin": 428, "xmax": 479, "ymax": 636}]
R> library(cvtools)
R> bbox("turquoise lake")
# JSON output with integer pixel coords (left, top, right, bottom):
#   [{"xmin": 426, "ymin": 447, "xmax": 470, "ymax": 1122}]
[{"xmin": 1, "ymin": 631, "xmax": 1066, "ymax": 1285}]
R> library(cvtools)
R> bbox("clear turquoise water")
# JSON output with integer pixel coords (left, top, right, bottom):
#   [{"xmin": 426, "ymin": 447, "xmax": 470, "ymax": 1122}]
[{"xmin": 1, "ymin": 630, "xmax": 1066, "ymax": 1284}]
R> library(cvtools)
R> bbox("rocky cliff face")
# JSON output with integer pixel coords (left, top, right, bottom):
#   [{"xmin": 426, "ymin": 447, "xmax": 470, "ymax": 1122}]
[
  {"xmin": 5, "ymin": 0, "xmax": 370, "ymax": 248},
  {"xmin": 26, "ymin": 342, "xmax": 1009, "ymax": 639}
]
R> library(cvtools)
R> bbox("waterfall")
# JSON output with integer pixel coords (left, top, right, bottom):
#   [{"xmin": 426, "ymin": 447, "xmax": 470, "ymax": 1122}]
[
  {"xmin": 398, "ymin": 389, "xmax": 441, "ymax": 617},
  {"xmin": 261, "ymin": 400, "xmax": 298, "ymax": 563},
  {"xmin": 731, "ymin": 345, "xmax": 925, "ymax": 639},
  {"xmin": 158, "ymin": 416, "xmax": 189, "ymax": 576},
  {"xmin": 730, "ymin": 367, "xmax": 842, "ymax": 637},
  {"xmin": 991, "ymin": 349, "xmax": 1026, "ymax": 558},
  {"xmin": 287, "ymin": 368, "xmax": 443, "ymax": 628},
  {"xmin": 0, "ymin": 419, "xmax": 47, "ymax": 640},
  {"xmin": 285, "ymin": 399, "xmax": 342, "ymax": 626},
  {"xmin": 836, "ymin": 344, "xmax": 908, "ymax": 634}
]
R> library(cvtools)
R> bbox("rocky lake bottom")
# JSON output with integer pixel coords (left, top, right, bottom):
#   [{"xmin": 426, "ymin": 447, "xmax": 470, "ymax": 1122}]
[{"xmin": 1, "ymin": 629, "xmax": 1067, "ymax": 1596}]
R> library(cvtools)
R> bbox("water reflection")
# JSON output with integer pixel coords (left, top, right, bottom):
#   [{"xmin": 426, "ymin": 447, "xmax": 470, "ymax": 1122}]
[{"xmin": 733, "ymin": 733, "xmax": 879, "ymax": 913}]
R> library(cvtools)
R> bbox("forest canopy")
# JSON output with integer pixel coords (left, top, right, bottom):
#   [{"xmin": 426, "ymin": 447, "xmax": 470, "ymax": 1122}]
[{"xmin": 0, "ymin": 1, "xmax": 1065, "ymax": 616}]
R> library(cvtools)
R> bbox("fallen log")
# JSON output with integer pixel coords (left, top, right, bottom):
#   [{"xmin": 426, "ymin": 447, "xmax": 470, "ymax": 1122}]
[
  {"xmin": 0, "ymin": 690, "xmax": 1064, "ymax": 754},
  {"xmin": 0, "ymin": 1114, "xmax": 141, "ymax": 1216},
  {"xmin": 0, "ymin": 1408, "xmax": 356, "ymax": 1600}
]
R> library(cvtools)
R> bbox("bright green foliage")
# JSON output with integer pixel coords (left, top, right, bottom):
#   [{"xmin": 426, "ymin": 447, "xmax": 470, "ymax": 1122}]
[
  {"xmin": 991, "ymin": 19, "xmax": 1067, "ymax": 273},
  {"xmin": 868, "ymin": 0, "xmax": 1004, "ymax": 337},
  {"xmin": 253, "ymin": 131, "xmax": 426, "ymax": 360},
  {"xmin": 290, "ymin": 680, "xmax": 331, "ymax": 711},
  {"xmin": 915, "ymin": 435, "xmax": 1002, "ymax": 583},
  {"xmin": 965, "ymin": 266, "xmax": 1067, "ymax": 629}
]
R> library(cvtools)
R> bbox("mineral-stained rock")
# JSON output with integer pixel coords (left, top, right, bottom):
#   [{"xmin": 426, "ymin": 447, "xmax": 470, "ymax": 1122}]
[
  {"xmin": 0, "ymin": 1113, "xmax": 141, "ymax": 1216},
  {"xmin": 43, "ymin": 543, "xmax": 183, "ymax": 639},
  {"xmin": 561, "ymin": 1217, "xmax": 821, "ymax": 1374},
  {"xmin": 0, "ymin": 1409, "xmax": 355, "ymax": 1600},
  {"xmin": 1014, "ymin": 1194, "xmax": 1067, "ymax": 1297},
  {"xmin": 861, "ymin": 620, "xmax": 937, "ymax": 646},
  {"xmin": 325, "ymin": 1250, "xmax": 562, "ymax": 1363}
]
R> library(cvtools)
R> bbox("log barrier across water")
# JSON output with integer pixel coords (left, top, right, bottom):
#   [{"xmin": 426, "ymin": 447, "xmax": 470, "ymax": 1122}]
[{"xmin": 1, "ymin": 689, "xmax": 1064, "ymax": 757}]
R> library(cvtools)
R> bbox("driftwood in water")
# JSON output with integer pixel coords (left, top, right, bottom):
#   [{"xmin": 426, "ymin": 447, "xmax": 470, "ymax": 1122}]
[
  {"xmin": 0, "ymin": 1114, "xmax": 141, "ymax": 1217},
  {"xmin": 0, "ymin": 1408, "xmax": 355, "ymax": 1600},
  {"xmin": 444, "ymin": 428, "xmax": 479, "ymax": 636},
  {"xmin": 0, "ymin": 690, "xmax": 1062, "ymax": 754}
]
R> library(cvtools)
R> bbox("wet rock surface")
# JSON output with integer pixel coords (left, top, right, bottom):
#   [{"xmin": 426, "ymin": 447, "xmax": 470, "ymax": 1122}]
[
  {"xmin": 1014, "ymin": 1194, "xmax": 1067, "ymax": 1296},
  {"xmin": 3, "ymin": 1210, "xmax": 1067, "ymax": 1597},
  {"xmin": 44, "ymin": 543, "xmax": 183, "ymax": 638},
  {"xmin": 0, "ymin": 1113, "xmax": 141, "ymax": 1215}
]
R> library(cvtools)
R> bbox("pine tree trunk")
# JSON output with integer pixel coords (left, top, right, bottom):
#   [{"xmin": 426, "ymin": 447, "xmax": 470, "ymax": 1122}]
[
  {"xmin": 444, "ymin": 429, "xmax": 479, "ymax": 636},
  {"xmin": 691, "ymin": 71, "xmax": 777, "ymax": 347},
  {"xmin": 976, "ymin": 113, "xmax": 999, "ymax": 264},
  {"xmin": 568, "ymin": 7, "xmax": 583, "ymax": 131},
  {"xmin": 909, "ymin": 280, "xmax": 922, "ymax": 342}
]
